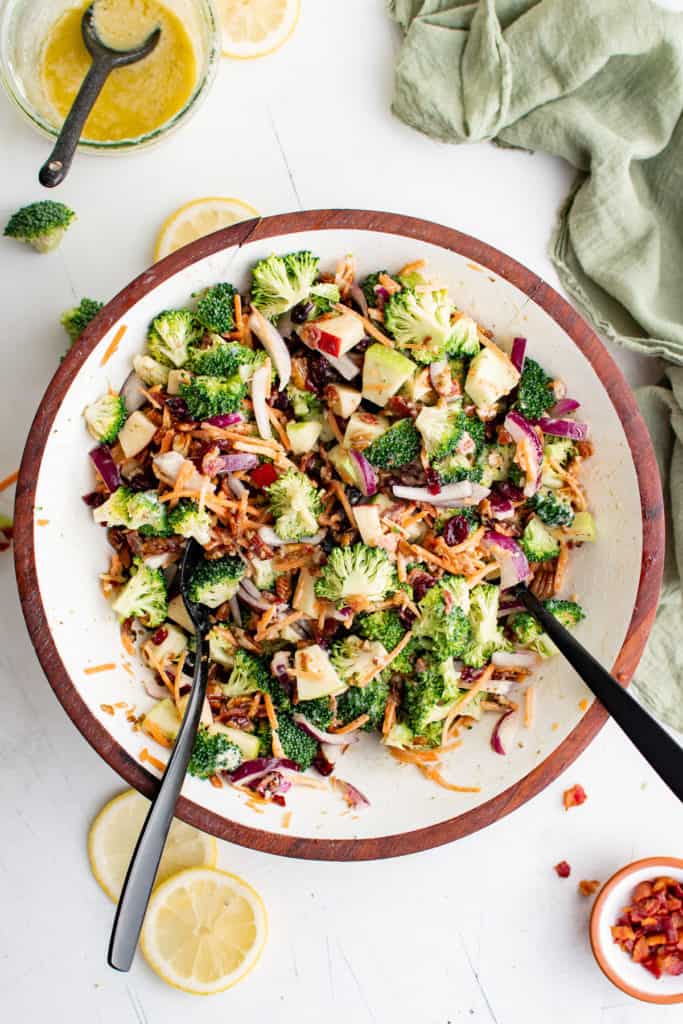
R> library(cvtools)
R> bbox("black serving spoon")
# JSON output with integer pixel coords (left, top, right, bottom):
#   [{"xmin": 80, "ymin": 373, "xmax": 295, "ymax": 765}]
[
  {"xmin": 39, "ymin": 3, "xmax": 160, "ymax": 188},
  {"xmin": 108, "ymin": 539, "xmax": 209, "ymax": 972},
  {"xmin": 516, "ymin": 585, "xmax": 683, "ymax": 802}
]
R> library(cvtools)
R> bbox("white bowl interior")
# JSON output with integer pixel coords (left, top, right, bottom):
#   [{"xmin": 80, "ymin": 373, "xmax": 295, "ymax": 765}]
[
  {"xmin": 32, "ymin": 228, "xmax": 642, "ymax": 843},
  {"xmin": 594, "ymin": 863, "xmax": 683, "ymax": 1000}
]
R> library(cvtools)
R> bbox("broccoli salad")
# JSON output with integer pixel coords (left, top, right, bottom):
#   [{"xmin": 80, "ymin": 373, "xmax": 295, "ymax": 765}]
[{"xmin": 84, "ymin": 252, "xmax": 595, "ymax": 807}]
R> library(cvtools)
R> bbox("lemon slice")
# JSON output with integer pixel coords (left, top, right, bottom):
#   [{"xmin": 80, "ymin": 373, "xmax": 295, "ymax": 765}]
[
  {"xmin": 141, "ymin": 867, "xmax": 268, "ymax": 994},
  {"xmin": 88, "ymin": 789, "xmax": 216, "ymax": 902},
  {"xmin": 217, "ymin": 0, "xmax": 300, "ymax": 59},
  {"xmin": 154, "ymin": 196, "xmax": 259, "ymax": 261}
]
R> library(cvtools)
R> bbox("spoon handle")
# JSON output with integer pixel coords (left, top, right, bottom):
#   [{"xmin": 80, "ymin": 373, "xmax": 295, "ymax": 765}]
[
  {"xmin": 107, "ymin": 632, "xmax": 210, "ymax": 972},
  {"xmin": 39, "ymin": 58, "xmax": 113, "ymax": 188},
  {"xmin": 517, "ymin": 586, "xmax": 683, "ymax": 802}
]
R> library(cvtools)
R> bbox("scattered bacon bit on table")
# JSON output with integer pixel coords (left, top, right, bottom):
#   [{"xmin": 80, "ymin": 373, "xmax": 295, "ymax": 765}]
[
  {"xmin": 554, "ymin": 860, "xmax": 571, "ymax": 878},
  {"xmin": 563, "ymin": 783, "xmax": 587, "ymax": 810},
  {"xmin": 611, "ymin": 876, "xmax": 683, "ymax": 978},
  {"xmin": 578, "ymin": 879, "xmax": 600, "ymax": 897}
]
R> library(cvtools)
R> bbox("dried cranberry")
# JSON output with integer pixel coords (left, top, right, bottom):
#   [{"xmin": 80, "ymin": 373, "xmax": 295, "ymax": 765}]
[
  {"xmin": 442, "ymin": 515, "xmax": 469, "ymax": 547},
  {"xmin": 164, "ymin": 396, "xmax": 192, "ymax": 421},
  {"xmin": 151, "ymin": 627, "xmax": 168, "ymax": 645},
  {"xmin": 496, "ymin": 481, "xmax": 524, "ymax": 503},
  {"xmin": 127, "ymin": 467, "xmax": 158, "ymax": 492},
  {"xmin": 424, "ymin": 467, "xmax": 441, "ymax": 495},
  {"xmin": 346, "ymin": 486, "xmax": 364, "ymax": 505},
  {"xmin": 272, "ymin": 794, "xmax": 287, "ymax": 807},
  {"xmin": 270, "ymin": 388, "xmax": 294, "ymax": 417},
  {"xmin": 307, "ymin": 353, "xmax": 338, "ymax": 394},
  {"xmin": 399, "ymin": 606, "xmax": 417, "ymax": 629},
  {"xmin": 82, "ymin": 490, "xmax": 106, "ymax": 508},
  {"xmin": 313, "ymin": 750, "xmax": 335, "ymax": 776},
  {"xmin": 411, "ymin": 572, "xmax": 437, "ymax": 603}
]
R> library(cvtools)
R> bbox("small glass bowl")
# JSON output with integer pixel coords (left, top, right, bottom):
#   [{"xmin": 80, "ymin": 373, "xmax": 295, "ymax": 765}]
[{"xmin": 0, "ymin": 0, "xmax": 220, "ymax": 153}]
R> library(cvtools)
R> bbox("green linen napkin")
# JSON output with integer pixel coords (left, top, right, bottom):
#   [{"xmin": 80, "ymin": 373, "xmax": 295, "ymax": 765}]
[{"xmin": 389, "ymin": 0, "xmax": 683, "ymax": 729}]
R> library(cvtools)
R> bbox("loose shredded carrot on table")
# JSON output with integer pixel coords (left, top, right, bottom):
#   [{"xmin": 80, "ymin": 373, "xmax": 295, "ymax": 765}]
[
  {"xmin": 418, "ymin": 765, "xmax": 481, "ymax": 793},
  {"xmin": 524, "ymin": 685, "xmax": 535, "ymax": 728},
  {"xmin": 99, "ymin": 324, "xmax": 127, "ymax": 367},
  {"xmin": 330, "ymin": 713, "xmax": 369, "ymax": 735},
  {"xmin": 0, "ymin": 469, "xmax": 19, "ymax": 492},
  {"xmin": 281, "ymin": 810, "xmax": 292, "ymax": 829},
  {"xmin": 84, "ymin": 662, "xmax": 117, "ymax": 675},
  {"xmin": 332, "ymin": 303, "xmax": 393, "ymax": 346},
  {"xmin": 389, "ymin": 746, "xmax": 441, "ymax": 765}
]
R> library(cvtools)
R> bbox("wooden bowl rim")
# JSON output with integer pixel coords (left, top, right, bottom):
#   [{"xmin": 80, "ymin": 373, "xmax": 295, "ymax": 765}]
[
  {"xmin": 13, "ymin": 209, "xmax": 665, "ymax": 861},
  {"xmin": 589, "ymin": 856, "xmax": 683, "ymax": 1004}
]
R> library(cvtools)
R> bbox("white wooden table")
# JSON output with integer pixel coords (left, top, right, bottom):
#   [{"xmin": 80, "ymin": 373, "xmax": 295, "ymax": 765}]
[{"xmin": 1, "ymin": 3, "xmax": 681, "ymax": 1021}]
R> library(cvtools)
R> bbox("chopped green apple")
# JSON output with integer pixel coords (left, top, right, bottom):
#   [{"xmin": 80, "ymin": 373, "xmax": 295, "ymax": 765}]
[
  {"xmin": 167, "ymin": 593, "xmax": 195, "ymax": 633},
  {"xmin": 465, "ymin": 346, "xmax": 520, "ymax": 410},
  {"xmin": 167, "ymin": 369, "xmax": 193, "ymax": 395},
  {"xmin": 211, "ymin": 722, "xmax": 261, "ymax": 760},
  {"xmin": 362, "ymin": 343, "xmax": 416, "ymax": 407},
  {"xmin": 343, "ymin": 410, "xmax": 390, "ymax": 449},
  {"xmin": 564, "ymin": 511, "xmax": 596, "ymax": 543},
  {"xmin": 308, "ymin": 310, "xmax": 365, "ymax": 357},
  {"xmin": 325, "ymin": 383, "xmax": 362, "ymax": 419},
  {"xmin": 118, "ymin": 411, "xmax": 157, "ymax": 459},
  {"xmin": 294, "ymin": 644, "xmax": 347, "ymax": 700},
  {"xmin": 142, "ymin": 697, "xmax": 181, "ymax": 743},
  {"xmin": 286, "ymin": 419, "xmax": 322, "ymax": 454}
]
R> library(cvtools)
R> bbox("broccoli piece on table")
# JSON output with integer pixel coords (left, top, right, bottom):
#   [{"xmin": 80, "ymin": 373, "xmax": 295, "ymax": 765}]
[
  {"xmin": 287, "ymin": 385, "xmax": 322, "ymax": 420},
  {"xmin": 112, "ymin": 558, "xmax": 168, "ymax": 628},
  {"xmin": 413, "ymin": 574, "xmax": 472, "ymax": 659},
  {"xmin": 402, "ymin": 656, "xmax": 463, "ymax": 744},
  {"xmin": 415, "ymin": 404, "xmax": 484, "ymax": 462},
  {"xmin": 188, "ymin": 726, "xmax": 242, "ymax": 779},
  {"xmin": 61, "ymin": 297, "xmax": 103, "ymax": 342},
  {"xmin": 520, "ymin": 515, "xmax": 560, "ymax": 563},
  {"xmin": 515, "ymin": 357, "xmax": 555, "ymax": 420},
  {"xmin": 266, "ymin": 468, "xmax": 323, "ymax": 542},
  {"xmin": 251, "ymin": 251, "xmax": 320, "ymax": 319},
  {"xmin": 360, "ymin": 270, "xmax": 389, "ymax": 308},
  {"xmin": 364, "ymin": 418, "xmax": 421, "ymax": 469},
  {"xmin": 335, "ymin": 675, "xmax": 391, "ymax": 732},
  {"xmin": 187, "ymin": 555, "xmax": 245, "ymax": 608},
  {"xmin": 462, "ymin": 583, "xmax": 511, "ymax": 668},
  {"xmin": 83, "ymin": 393, "xmax": 126, "ymax": 444},
  {"xmin": 330, "ymin": 635, "xmax": 388, "ymax": 687},
  {"xmin": 127, "ymin": 490, "xmax": 170, "ymax": 536},
  {"xmin": 4, "ymin": 200, "xmax": 75, "ymax": 253},
  {"xmin": 296, "ymin": 697, "xmax": 334, "ymax": 732},
  {"xmin": 147, "ymin": 310, "xmax": 199, "ymax": 368},
  {"xmin": 315, "ymin": 543, "xmax": 397, "ymax": 606},
  {"xmin": 92, "ymin": 486, "xmax": 133, "ymax": 527},
  {"xmin": 167, "ymin": 498, "xmax": 213, "ymax": 545},
  {"xmin": 194, "ymin": 283, "xmax": 237, "ymax": 334},
  {"xmin": 383, "ymin": 287, "xmax": 455, "ymax": 364},
  {"xmin": 260, "ymin": 713, "xmax": 318, "ymax": 769},
  {"xmin": 180, "ymin": 373, "xmax": 247, "ymax": 420},
  {"xmin": 528, "ymin": 488, "xmax": 575, "ymax": 527},
  {"xmin": 187, "ymin": 337, "xmax": 255, "ymax": 377},
  {"xmin": 446, "ymin": 315, "xmax": 480, "ymax": 357}
]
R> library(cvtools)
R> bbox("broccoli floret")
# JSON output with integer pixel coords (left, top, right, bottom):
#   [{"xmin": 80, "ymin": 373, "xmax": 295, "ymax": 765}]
[
  {"xmin": 360, "ymin": 270, "xmax": 389, "ymax": 308},
  {"xmin": 315, "ymin": 543, "xmax": 397, "ymax": 605},
  {"xmin": 357, "ymin": 609, "xmax": 405, "ymax": 653},
  {"xmin": 133, "ymin": 354, "xmax": 170, "ymax": 387},
  {"xmin": 270, "ymin": 713, "xmax": 319, "ymax": 769},
  {"xmin": 194, "ymin": 283, "xmax": 237, "ymax": 334},
  {"xmin": 383, "ymin": 288, "xmax": 455, "ymax": 364},
  {"xmin": 147, "ymin": 310, "xmax": 199, "ymax": 368},
  {"xmin": 520, "ymin": 515, "xmax": 560, "ymax": 563},
  {"xmin": 364, "ymin": 418, "xmax": 421, "ymax": 469},
  {"xmin": 208, "ymin": 626, "xmax": 238, "ymax": 668},
  {"xmin": 188, "ymin": 726, "xmax": 242, "ymax": 779},
  {"xmin": 335, "ymin": 675, "xmax": 391, "ymax": 732},
  {"xmin": 287, "ymin": 385, "xmax": 322, "ymax": 420},
  {"xmin": 4, "ymin": 200, "xmax": 75, "ymax": 253},
  {"xmin": 187, "ymin": 338, "xmax": 255, "ymax": 377},
  {"xmin": 83, "ymin": 393, "xmax": 126, "ymax": 444},
  {"xmin": 541, "ymin": 437, "xmax": 577, "ymax": 489},
  {"xmin": 446, "ymin": 315, "xmax": 480, "ymax": 357},
  {"xmin": 296, "ymin": 697, "xmax": 334, "ymax": 731},
  {"xmin": 509, "ymin": 611, "xmax": 558, "ymax": 659},
  {"xmin": 180, "ymin": 374, "xmax": 247, "ymax": 420},
  {"xmin": 478, "ymin": 443, "xmax": 515, "ymax": 487},
  {"xmin": 112, "ymin": 558, "xmax": 168, "ymax": 627},
  {"xmin": 92, "ymin": 486, "xmax": 133, "ymax": 527},
  {"xmin": 308, "ymin": 282, "xmax": 340, "ymax": 317},
  {"xmin": 402, "ymin": 656, "xmax": 463, "ymax": 743},
  {"xmin": 462, "ymin": 583, "xmax": 511, "ymax": 668},
  {"xmin": 433, "ymin": 449, "xmax": 483, "ymax": 484},
  {"xmin": 330, "ymin": 635, "xmax": 388, "ymax": 687},
  {"xmin": 187, "ymin": 555, "xmax": 245, "ymax": 608},
  {"xmin": 415, "ymin": 405, "xmax": 484, "ymax": 461},
  {"xmin": 515, "ymin": 357, "xmax": 555, "ymax": 420},
  {"xmin": 528, "ymin": 488, "xmax": 575, "ymax": 527},
  {"xmin": 544, "ymin": 598, "xmax": 585, "ymax": 628},
  {"xmin": 61, "ymin": 298, "xmax": 103, "ymax": 342},
  {"xmin": 266, "ymin": 469, "xmax": 323, "ymax": 541},
  {"xmin": 222, "ymin": 648, "xmax": 269, "ymax": 695},
  {"xmin": 167, "ymin": 498, "xmax": 212, "ymax": 545},
  {"xmin": 251, "ymin": 251, "xmax": 320, "ymax": 319},
  {"xmin": 251, "ymin": 557, "xmax": 276, "ymax": 591},
  {"xmin": 413, "ymin": 574, "xmax": 472, "ymax": 658},
  {"xmin": 127, "ymin": 490, "xmax": 170, "ymax": 536}
]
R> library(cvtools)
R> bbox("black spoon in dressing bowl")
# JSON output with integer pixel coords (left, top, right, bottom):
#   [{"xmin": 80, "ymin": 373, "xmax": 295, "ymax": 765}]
[
  {"xmin": 107, "ymin": 539, "xmax": 209, "ymax": 972},
  {"xmin": 515, "ymin": 585, "xmax": 683, "ymax": 803},
  {"xmin": 39, "ymin": 3, "xmax": 160, "ymax": 188}
]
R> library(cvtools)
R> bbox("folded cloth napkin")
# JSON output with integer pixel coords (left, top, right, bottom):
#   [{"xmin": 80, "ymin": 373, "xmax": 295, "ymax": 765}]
[{"xmin": 389, "ymin": 0, "xmax": 683, "ymax": 729}]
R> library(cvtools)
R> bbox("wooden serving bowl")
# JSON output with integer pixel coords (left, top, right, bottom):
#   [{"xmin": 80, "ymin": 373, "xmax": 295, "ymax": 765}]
[{"xmin": 14, "ymin": 210, "xmax": 664, "ymax": 860}]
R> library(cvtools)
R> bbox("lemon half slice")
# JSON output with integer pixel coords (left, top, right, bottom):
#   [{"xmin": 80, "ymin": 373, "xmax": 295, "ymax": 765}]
[
  {"xmin": 217, "ymin": 0, "xmax": 300, "ymax": 59},
  {"xmin": 154, "ymin": 196, "xmax": 259, "ymax": 261},
  {"xmin": 141, "ymin": 867, "xmax": 268, "ymax": 994},
  {"xmin": 88, "ymin": 789, "xmax": 216, "ymax": 902}
]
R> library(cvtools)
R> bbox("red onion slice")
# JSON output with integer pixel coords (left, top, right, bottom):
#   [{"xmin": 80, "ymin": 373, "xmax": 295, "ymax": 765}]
[
  {"xmin": 237, "ymin": 582, "xmax": 273, "ymax": 611},
  {"xmin": 510, "ymin": 337, "xmax": 527, "ymax": 373},
  {"xmin": 205, "ymin": 412, "xmax": 243, "ymax": 427},
  {"xmin": 231, "ymin": 756, "xmax": 300, "ymax": 787},
  {"xmin": 538, "ymin": 416, "xmax": 589, "ymax": 441},
  {"xmin": 119, "ymin": 371, "xmax": 147, "ymax": 413},
  {"xmin": 392, "ymin": 481, "xmax": 490, "ymax": 506},
  {"xmin": 504, "ymin": 410, "xmax": 543, "ymax": 497},
  {"xmin": 482, "ymin": 530, "xmax": 530, "ymax": 590},
  {"xmin": 228, "ymin": 595, "xmax": 242, "ymax": 626},
  {"xmin": 550, "ymin": 398, "xmax": 580, "ymax": 416},
  {"xmin": 203, "ymin": 452, "xmax": 259, "ymax": 475},
  {"xmin": 349, "ymin": 283, "xmax": 368, "ymax": 317},
  {"xmin": 293, "ymin": 713, "xmax": 361, "ymax": 746},
  {"xmin": 350, "ymin": 450, "xmax": 378, "ymax": 497},
  {"xmin": 248, "ymin": 308, "xmax": 291, "ymax": 390},
  {"xmin": 251, "ymin": 363, "xmax": 273, "ymax": 440},
  {"xmin": 488, "ymin": 493, "xmax": 514, "ymax": 520},
  {"xmin": 89, "ymin": 445, "xmax": 121, "ymax": 493},
  {"xmin": 142, "ymin": 677, "xmax": 169, "ymax": 700},
  {"xmin": 491, "ymin": 650, "xmax": 539, "ymax": 669},
  {"xmin": 491, "ymin": 708, "xmax": 521, "ymax": 755},
  {"xmin": 331, "ymin": 776, "xmax": 370, "ymax": 808}
]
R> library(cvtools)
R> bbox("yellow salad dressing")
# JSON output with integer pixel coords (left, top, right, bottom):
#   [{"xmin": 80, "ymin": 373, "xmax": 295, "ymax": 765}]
[{"xmin": 40, "ymin": 0, "xmax": 197, "ymax": 142}]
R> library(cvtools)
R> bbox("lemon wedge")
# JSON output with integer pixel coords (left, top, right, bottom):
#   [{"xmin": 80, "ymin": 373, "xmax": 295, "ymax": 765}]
[
  {"xmin": 141, "ymin": 867, "xmax": 268, "ymax": 994},
  {"xmin": 217, "ymin": 0, "xmax": 300, "ymax": 59},
  {"xmin": 154, "ymin": 196, "xmax": 259, "ymax": 261},
  {"xmin": 88, "ymin": 789, "xmax": 216, "ymax": 902}
]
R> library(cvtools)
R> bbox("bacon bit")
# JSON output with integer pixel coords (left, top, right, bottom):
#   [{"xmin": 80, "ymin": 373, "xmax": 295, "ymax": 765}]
[
  {"xmin": 100, "ymin": 324, "xmax": 127, "ymax": 366},
  {"xmin": 524, "ymin": 685, "xmax": 535, "ymax": 728},
  {"xmin": 332, "ymin": 303, "xmax": 393, "ymax": 346},
  {"xmin": 330, "ymin": 713, "xmax": 370, "ymax": 735},
  {"xmin": 555, "ymin": 861, "xmax": 571, "ymax": 878},
  {"xmin": 142, "ymin": 719, "xmax": 173, "ymax": 748},
  {"xmin": 100, "ymin": 703, "xmax": 115, "ymax": 715},
  {"xmin": 84, "ymin": 662, "xmax": 117, "ymax": 675},
  {"xmin": 579, "ymin": 698, "xmax": 590, "ymax": 712},
  {"xmin": 281, "ymin": 810, "xmax": 292, "ymax": 829},
  {"xmin": 354, "ymin": 630, "xmax": 414, "ymax": 688},
  {"xmin": 579, "ymin": 879, "xmax": 601, "ymax": 897},
  {"xmin": 418, "ymin": 765, "xmax": 481, "ymax": 793},
  {"xmin": 325, "ymin": 407, "xmax": 345, "ymax": 444},
  {"xmin": 0, "ymin": 469, "xmax": 19, "ymax": 492},
  {"xmin": 563, "ymin": 783, "xmax": 587, "ymax": 810}
]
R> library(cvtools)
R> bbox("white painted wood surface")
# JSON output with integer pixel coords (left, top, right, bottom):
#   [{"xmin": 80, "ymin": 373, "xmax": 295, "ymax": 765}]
[{"xmin": 1, "ymin": 2, "xmax": 681, "ymax": 1021}]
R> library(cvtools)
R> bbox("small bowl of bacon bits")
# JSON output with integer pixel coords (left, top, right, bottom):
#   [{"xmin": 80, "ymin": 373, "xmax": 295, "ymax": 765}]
[{"xmin": 590, "ymin": 857, "xmax": 683, "ymax": 1005}]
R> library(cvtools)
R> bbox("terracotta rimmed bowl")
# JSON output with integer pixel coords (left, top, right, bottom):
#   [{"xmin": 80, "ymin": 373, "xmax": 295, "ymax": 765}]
[
  {"xmin": 14, "ymin": 210, "xmax": 664, "ymax": 861},
  {"xmin": 590, "ymin": 857, "xmax": 683, "ymax": 1004}
]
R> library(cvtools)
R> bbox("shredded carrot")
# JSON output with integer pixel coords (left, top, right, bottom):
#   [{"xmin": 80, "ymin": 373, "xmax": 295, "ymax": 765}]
[
  {"xmin": 263, "ymin": 692, "xmax": 284, "ymax": 757},
  {"xmin": 209, "ymin": 774, "xmax": 224, "ymax": 789},
  {"xmin": 397, "ymin": 259, "xmax": 426, "ymax": 278},
  {"xmin": 281, "ymin": 811, "xmax": 292, "ymax": 829},
  {"xmin": 332, "ymin": 303, "xmax": 393, "ymax": 346},
  {"xmin": 84, "ymin": 662, "xmax": 117, "ymax": 675},
  {"xmin": 142, "ymin": 719, "xmax": 173, "ymax": 748},
  {"xmin": 397, "ymin": 551, "xmax": 407, "ymax": 584},
  {"xmin": 407, "ymin": 542, "xmax": 455, "ymax": 574},
  {"xmin": 441, "ymin": 664, "xmax": 494, "ymax": 744},
  {"xmin": 145, "ymin": 751, "xmax": 166, "ymax": 772},
  {"xmin": 233, "ymin": 293, "xmax": 243, "ymax": 341},
  {"xmin": 100, "ymin": 704, "xmax": 115, "ymax": 715},
  {"xmin": 466, "ymin": 562, "xmax": 500, "ymax": 587},
  {"xmin": 268, "ymin": 406, "xmax": 291, "ymax": 449},
  {"xmin": 579, "ymin": 698, "xmax": 589, "ymax": 712},
  {"xmin": 330, "ymin": 479, "xmax": 355, "ymax": 528},
  {"xmin": 554, "ymin": 543, "xmax": 569, "ymax": 593},
  {"xmin": 0, "ymin": 469, "xmax": 19, "ymax": 492},
  {"xmin": 418, "ymin": 765, "xmax": 481, "ymax": 793},
  {"xmin": 263, "ymin": 609, "xmax": 305, "ymax": 640},
  {"xmin": 524, "ymin": 685, "xmax": 535, "ymax": 729},
  {"xmin": 382, "ymin": 693, "xmax": 397, "ymax": 737},
  {"xmin": 355, "ymin": 630, "xmax": 414, "ymax": 688},
  {"xmin": 330, "ymin": 713, "xmax": 370, "ymax": 735},
  {"xmin": 389, "ymin": 746, "xmax": 441, "ymax": 765},
  {"xmin": 326, "ymin": 407, "xmax": 345, "ymax": 444},
  {"xmin": 100, "ymin": 324, "xmax": 127, "ymax": 366},
  {"xmin": 36, "ymin": 518, "xmax": 49, "ymax": 526},
  {"xmin": 255, "ymin": 604, "xmax": 276, "ymax": 641}
]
